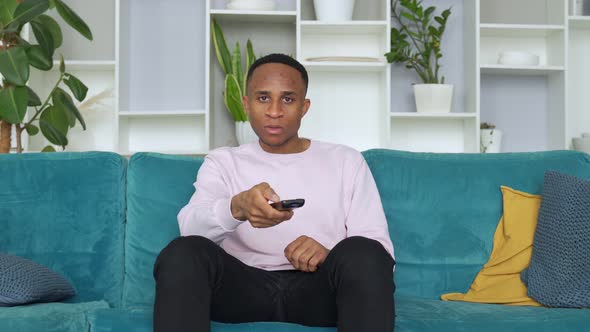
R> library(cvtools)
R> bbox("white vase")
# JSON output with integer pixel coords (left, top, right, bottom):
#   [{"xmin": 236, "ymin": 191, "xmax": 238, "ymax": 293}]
[
  {"xmin": 313, "ymin": 0, "xmax": 355, "ymax": 21},
  {"xmin": 572, "ymin": 133, "xmax": 590, "ymax": 154},
  {"xmin": 413, "ymin": 84, "xmax": 454, "ymax": 113},
  {"xmin": 481, "ymin": 129, "xmax": 503, "ymax": 153},
  {"xmin": 235, "ymin": 121, "xmax": 258, "ymax": 145}
]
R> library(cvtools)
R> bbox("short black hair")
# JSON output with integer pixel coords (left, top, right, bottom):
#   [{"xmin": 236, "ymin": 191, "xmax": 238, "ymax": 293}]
[{"xmin": 246, "ymin": 53, "xmax": 309, "ymax": 94}]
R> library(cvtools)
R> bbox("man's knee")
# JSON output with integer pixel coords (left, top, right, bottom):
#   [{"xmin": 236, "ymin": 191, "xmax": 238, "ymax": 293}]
[
  {"xmin": 330, "ymin": 236, "xmax": 394, "ymax": 276},
  {"xmin": 153, "ymin": 235, "xmax": 218, "ymax": 279}
]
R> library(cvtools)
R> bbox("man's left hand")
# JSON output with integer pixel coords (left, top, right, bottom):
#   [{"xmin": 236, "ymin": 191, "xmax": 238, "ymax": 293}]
[{"xmin": 284, "ymin": 236, "xmax": 329, "ymax": 272}]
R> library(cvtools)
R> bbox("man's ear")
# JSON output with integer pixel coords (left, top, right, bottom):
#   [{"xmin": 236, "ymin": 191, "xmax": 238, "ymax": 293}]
[{"xmin": 302, "ymin": 99, "xmax": 311, "ymax": 117}]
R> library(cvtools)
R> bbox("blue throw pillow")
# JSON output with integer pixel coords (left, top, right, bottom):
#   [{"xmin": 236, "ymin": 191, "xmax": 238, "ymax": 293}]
[
  {"xmin": 521, "ymin": 170, "xmax": 590, "ymax": 307},
  {"xmin": 0, "ymin": 253, "xmax": 76, "ymax": 306}
]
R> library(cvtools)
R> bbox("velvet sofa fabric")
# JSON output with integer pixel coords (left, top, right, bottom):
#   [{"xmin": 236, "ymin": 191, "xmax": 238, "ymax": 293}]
[
  {"xmin": 2, "ymin": 150, "xmax": 590, "ymax": 331},
  {"xmin": 0, "ymin": 301, "xmax": 108, "ymax": 332},
  {"xmin": 123, "ymin": 153, "xmax": 204, "ymax": 309},
  {"xmin": 362, "ymin": 149, "xmax": 590, "ymax": 300},
  {"xmin": 0, "ymin": 152, "xmax": 126, "ymax": 307}
]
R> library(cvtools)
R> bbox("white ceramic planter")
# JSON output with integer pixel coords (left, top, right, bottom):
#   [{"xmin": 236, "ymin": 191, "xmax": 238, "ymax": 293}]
[
  {"xmin": 235, "ymin": 121, "xmax": 258, "ymax": 145},
  {"xmin": 313, "ymin": 0, "xmax": 355, "ymax": 21},
  {"xmin": 572, "ymin": 133, "xmax": 590, "ymax": 154},
  {"xmin": 413, "ymin": 84, "xmax": 454, "ymax": 113},
  {"xmin": 481, "ymin": 129, "xmax": 503, "ymax": 153}
]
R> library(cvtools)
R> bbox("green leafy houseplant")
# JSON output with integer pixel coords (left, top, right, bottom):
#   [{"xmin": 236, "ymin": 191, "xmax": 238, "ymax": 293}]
[
  {"xmin": 0, "ymin": 0, "xmax": 93, "ymax": 153},
  {"xmin": 385, "ymin": 0, "xmax": 451, "ymax": 84},
  {"xmin": 211, "ymin": 18, "xmax": 255, "ymax": 122}
]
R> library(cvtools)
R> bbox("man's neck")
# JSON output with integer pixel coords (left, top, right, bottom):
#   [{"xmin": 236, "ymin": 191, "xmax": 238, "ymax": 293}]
[{"xmin": 259, "ymin": 138, "xmax": 311, "ymax": 154}]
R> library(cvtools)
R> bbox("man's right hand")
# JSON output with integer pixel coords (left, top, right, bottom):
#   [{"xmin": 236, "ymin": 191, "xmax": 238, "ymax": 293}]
[{"xmin": 230, "ymin": 182, "xmax": 294, "ymax": 228}]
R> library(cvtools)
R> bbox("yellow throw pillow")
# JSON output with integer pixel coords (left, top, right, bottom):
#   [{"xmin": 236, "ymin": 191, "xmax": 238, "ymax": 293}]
[{"xmin": 441, "ymin": 186, "xmax": 542, "ymax": 306}]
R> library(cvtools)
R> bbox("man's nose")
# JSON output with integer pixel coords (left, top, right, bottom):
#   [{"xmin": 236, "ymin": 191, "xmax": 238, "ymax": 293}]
[{"xmin": 266, "ymin": 100, "xmax": 283, "ymax": 118}]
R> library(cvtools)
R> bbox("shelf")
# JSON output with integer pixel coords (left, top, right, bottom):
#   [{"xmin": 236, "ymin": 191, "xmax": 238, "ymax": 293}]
[
  {"xmin": 210, "ymin": 9, "xmax": 297, "ymax": 23},
  {"xmin": 569, "ymin": 16, "xmax": 590, "ymax": 29},
  {"xmin": 480, "ymin": 23, "xmax": 565, "ymax": 37},
  {"xmin": 49, "ymin": 60, "xmax": 116, "ymax": 71},
  {"xmin": 480, "ymin": 64, "xmax": 564, "ymax": 75},
  {"xmin": 391, "ymin": 112, "xmax": 477, "ymax": 119},
  {"xmin": 301, "ymin": 61, "xmax": 387, "ymax": 72},
  {"xmin": 299, "ymin": 21, "xmax": 388, "ymax": 34},
  {"xmin": 119, "ymin": 110, "xmax": 207, "ymax": 117}
]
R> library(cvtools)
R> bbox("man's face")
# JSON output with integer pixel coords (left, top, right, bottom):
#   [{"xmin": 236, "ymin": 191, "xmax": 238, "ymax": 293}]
[{"xmin": 243, "ymin": 63, "xmax": 310, "ymax": 153}]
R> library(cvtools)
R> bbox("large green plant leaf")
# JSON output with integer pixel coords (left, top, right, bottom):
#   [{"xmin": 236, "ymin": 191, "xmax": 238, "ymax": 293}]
[
  {"xmin": 0, "ymin": 47, "xmax": 30, "ymax": 85},
  {"xmin": 59, "ymin": 53, "xmax": 65, "ymax": 73},
  {"xmin": 39, "ymin": 105, "xmax": 68, "ymax": 147},
  {"xmin": 244, "ymin": 39, "xmax": 255, "ymax": 94},
  {"xmin": 0, "ymin": 85, "xmax": 27, "ymax": 123},
  {"xmin": 231, "ymin": 42, "xmax": 243, "ymax": 97},
  {"xmin": 224, "ymin": 74, "xmax": 246, "ymax": 122},
  {"xmin": 35, "ymin": 14, "xmax": 62, "ymax": 48},
  {"xmin": 26, "ymin": 86, "xmax": 42, "ymax": 106},
  {"xmin": 41, "ymin": 145, "xmax": 56, "ymax": 152},
  {"xmin": 54, "ymin": 0, "xmax": 92, "ymax": 40},
  {"xmin": 26, "ymin": 45, "xmax": 53, "ymax": 70},
  {"xmin": 31, "ymin": 18, "xmax": 55, "ymax": 56},
  {"xmin": 64, "ymin": 73, "xmax": 87, "ymax": 101},
  {"xmin": 25, "ymin": 123, "xmax": 39, "ymax": 135},
  {"xmin": 211, "ymin": 19, "xmax": 231, "ymax": 75},
  {"xmin": 53, "ymin": 87, "xmax": 85, "ymax": 129},
  {"xmin": 0, "ymin": 0, "xmax": 18, "ymax": 26},
  {"xmin": 9, "ymin": 0, "xmax": 49, "ymax": 28}
]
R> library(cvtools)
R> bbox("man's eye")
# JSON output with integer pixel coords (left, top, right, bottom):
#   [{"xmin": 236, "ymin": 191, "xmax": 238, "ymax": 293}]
[
  {"xmin": 283, "ymin": 97, "xmax": 293, "ymax": 103},
  {"xmin": 258, "ymin": 96, "xmax": 269, "ymax": 102}
]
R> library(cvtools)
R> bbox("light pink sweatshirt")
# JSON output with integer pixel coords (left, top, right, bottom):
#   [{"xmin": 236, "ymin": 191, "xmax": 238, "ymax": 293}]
[{"xmin": 177, "ymin": 140, "xmax": 394, "ymax": 271}]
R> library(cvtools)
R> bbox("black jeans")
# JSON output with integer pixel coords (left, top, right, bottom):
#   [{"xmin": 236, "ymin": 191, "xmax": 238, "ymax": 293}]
[{"xmin": 153, "ymin": 235, "xmax": 395, "ymax": 332}]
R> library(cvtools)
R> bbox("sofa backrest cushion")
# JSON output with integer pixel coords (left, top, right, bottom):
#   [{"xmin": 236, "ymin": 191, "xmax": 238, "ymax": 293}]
[
  {"xmin": 362, "ymin": 149, "xmax": 590, "ymax": 299},
  {"xmin": 0, "ymin": 152, "xmax": 126, "ymax": 307},
  {"xmin": 123, "ymin": 153, "xmax": 204, "ymax": 308}
]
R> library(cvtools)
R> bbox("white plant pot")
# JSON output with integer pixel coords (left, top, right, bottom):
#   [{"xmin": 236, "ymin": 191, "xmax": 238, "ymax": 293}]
[
  {"xmin": 481, "ymin": 129, "xmax": 503, "ymax": 153},
  {"xmin": 235, "ymin": 121, "xmax": 258, "ymax": 145},
  {"xmin": 313, "ymin": 0, "xmax": 355, "ymax": 21},
  {"xmin": 413, "ymin": 84, "xmax": 454, "ymax": 113},
  {"xmin": 572, "ymin": 133, "xmax": 590, "ymax": 154}
]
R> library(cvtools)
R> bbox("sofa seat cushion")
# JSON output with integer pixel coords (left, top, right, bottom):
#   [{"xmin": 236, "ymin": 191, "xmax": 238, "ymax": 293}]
[
  {"xmin": 88, "ymin": 308, "xmax": 336, "ymax": 332},
  {"xmin": 89, "ymin": 296, "xmax": 590, "ymax": 332},
  {"xmin": 0, "ymin": 300, "xmax": 108, "ymax": 332},
  {"xmin": 397, "ymin": 296, "xmax": 590, "ymax": 332}
]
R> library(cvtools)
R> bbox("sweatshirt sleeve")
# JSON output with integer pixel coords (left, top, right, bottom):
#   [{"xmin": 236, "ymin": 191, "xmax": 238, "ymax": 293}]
[
  {"xmin": 345, "ymin": 157, "xmax": 395, "ymax": 260},
  {"xmin": 177, "ymin": 155, "xmax": 243, "ymax": 244}
]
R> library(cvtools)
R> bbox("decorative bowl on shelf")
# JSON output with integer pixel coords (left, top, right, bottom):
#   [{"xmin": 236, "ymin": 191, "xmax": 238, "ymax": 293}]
[
  {"xmin": 497, "ymin": 51, "xmax": 540, "ymax": 66},
  {"xmin": 226, "ymin": 0, "xmax": 276, "ymax": 11}
]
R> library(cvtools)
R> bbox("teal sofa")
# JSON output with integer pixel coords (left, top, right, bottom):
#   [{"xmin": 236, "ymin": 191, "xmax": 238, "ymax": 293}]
[{"xmin": 1, "ymin": 150, "xmax": 590, "ymax": 332}]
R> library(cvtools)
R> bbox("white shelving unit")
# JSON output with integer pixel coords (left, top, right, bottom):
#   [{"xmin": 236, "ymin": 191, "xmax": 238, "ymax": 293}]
[
  {"xmin": 472, "ymin": 0, "xmax": 570, "ymax": 152},
  {"xmin": 207, "ymin": 0, "xmax": 389, "ymax": 151},
  {"xmin": 21, "ymin": 0, "xmax": 590, "ymax": 155},
  {"xmin": 568, "ymin": 1, "xmax": 590, "ymax": 146}
]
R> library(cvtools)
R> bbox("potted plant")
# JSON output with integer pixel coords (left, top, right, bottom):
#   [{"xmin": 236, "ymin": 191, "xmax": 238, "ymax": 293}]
[
  {"xmin": 313, "ymin": 0, "xmax": 356, "ymax": 21},
  {"xmin": 211, "ymin": 19, "xmax": 259, "ymax": 145},
  {"xmin": 480, "ymin": 122, "xmax": 503, "ymax": 153},
  {"xmin": 0, "ymin": 0, "xmax": 93, "ymax": 153},
  {"xmin": 386, "ymin": 0, "xmax": 452, "ymax": 113}
]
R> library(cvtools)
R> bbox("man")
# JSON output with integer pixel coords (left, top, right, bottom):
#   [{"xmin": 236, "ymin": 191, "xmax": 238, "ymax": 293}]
[{"xmin": 153, "ymin": 54, "xmax": 395, "ymax": 332}]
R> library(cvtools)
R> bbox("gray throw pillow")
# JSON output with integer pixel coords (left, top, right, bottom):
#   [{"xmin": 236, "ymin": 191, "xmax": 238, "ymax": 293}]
[
  {"xmin": 521, "ymin": 170, "xmax": 590, "ymax": 307},
  {"xmin": 0, "ymin": 253, "xmax": 76, "ymax": 306}
]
